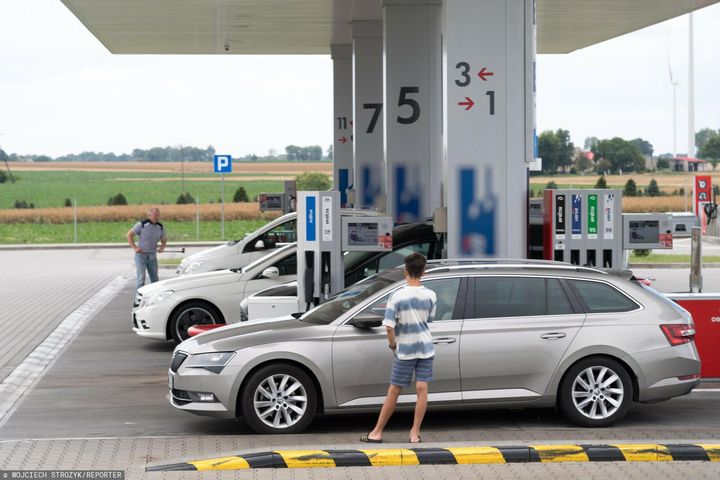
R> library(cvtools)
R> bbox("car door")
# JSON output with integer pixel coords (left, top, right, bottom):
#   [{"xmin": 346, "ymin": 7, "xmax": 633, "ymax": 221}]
[
  {"xmin": 459, "ymin": 276, "xmax": 585, "ymax": 401},
  {"xmin": 332, "ymin": 277, "xmax": 466, "ymax": 408}
]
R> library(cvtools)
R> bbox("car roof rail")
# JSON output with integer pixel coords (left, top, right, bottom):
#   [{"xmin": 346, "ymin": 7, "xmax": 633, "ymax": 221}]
[{"xmin": 422, "ymin": 258, "xmax": 606, "ymax": 275}]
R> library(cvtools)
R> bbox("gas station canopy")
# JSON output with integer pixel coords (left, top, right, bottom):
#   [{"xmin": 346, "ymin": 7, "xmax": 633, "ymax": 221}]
[{"xmin": 62, "ymin": 0, "xmax": 718, "ymax": 55}]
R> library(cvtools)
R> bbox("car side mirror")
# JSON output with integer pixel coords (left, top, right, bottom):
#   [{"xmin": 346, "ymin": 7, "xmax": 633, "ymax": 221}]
[
  {"xmin": 262, "ymin": 267, "xmax": 280, "ymax": 279},
  {"xmin": 350, "ymin": 312, "xmax": 383, "ymax": 329},
  {"xmin": 255, "ymin": 240, "xmax": 266, "ymax": 250}
]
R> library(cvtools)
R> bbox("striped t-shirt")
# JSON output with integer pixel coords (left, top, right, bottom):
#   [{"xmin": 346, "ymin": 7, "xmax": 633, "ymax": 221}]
[{"xmin": 382, "ymin": 285, "xmax": 436, "ymax": 360}]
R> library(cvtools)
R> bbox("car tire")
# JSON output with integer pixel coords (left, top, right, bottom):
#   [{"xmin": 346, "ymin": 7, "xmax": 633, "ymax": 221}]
[
  {"xmin": 241, "ymin": 363, "xmax": 317, "ymax": 434},
  {"xmin": 558, "ymin": 356, "xmax": 633, "ymax": 427},
  {"xmin": 169, "ymin": 301, "xmax": 223, "ymax": 344}
]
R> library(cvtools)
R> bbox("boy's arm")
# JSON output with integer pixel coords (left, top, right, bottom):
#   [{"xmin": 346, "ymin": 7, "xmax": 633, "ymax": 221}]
[
  {"xmin": 382, "ymin": 294, "xmax": 398, "ymax": 350},
  {"xmin": 386, "ymin": 326, "xmax": 397, "ymax": 350}
]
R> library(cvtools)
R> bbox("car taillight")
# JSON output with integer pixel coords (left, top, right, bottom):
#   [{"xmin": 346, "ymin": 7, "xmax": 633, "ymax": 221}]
[{"xmin": 660, "ymin": 324, "xmax": 696, "ymax": 346}]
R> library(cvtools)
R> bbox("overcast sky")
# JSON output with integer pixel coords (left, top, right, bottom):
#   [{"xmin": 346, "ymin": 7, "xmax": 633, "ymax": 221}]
[{"xmin": 1, "ymin": 1, "xmax": 718, "ymax": 158}]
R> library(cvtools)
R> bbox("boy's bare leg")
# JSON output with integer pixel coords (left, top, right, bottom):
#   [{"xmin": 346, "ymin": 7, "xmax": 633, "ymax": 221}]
[
  {"xmin": 368, "ymin": 384, "xmax": 402, "ymax": 441},
  {"xmin": 409, "ymin": 381, "xmax": 428, "ymax": 443}
]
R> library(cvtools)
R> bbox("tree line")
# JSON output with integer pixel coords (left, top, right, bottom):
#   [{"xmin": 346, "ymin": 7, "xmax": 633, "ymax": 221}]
[
  {"xmin": 537, "ymin": 127, "xmax": 720, "ymax": 176},
  {"xmin": 0, "ymin": 144, "xmax": 333, "ymax": 163}
]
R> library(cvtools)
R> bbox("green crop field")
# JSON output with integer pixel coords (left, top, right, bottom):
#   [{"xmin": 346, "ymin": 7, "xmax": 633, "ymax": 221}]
[
  {"xmin": 0, "ymin": 171, "xmax": 285, "ymax": 209},
  {"xmin": 0, "ymin": 219, "xmax": 269, "ymax": 244}
]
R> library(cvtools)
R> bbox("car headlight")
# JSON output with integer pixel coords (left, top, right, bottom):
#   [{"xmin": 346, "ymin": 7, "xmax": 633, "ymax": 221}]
[
  {"xmin": 144, "ymin": 290, "xmax": 174, "ymax": 306},
  {"xmin": 182, "ymin": 261, "xmax": 205, "ymax": 274},
  {"xmin": 185, "ymin": 352, "xmax": 236, "ymax": 373}
]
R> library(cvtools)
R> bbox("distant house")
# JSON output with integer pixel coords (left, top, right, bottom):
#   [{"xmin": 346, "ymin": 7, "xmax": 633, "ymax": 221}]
[{"xmin": 671, "ymin": 156, "xmax": 708, "ymax": 172}]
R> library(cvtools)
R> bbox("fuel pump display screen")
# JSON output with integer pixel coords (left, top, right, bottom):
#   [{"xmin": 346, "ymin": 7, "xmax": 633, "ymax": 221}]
[
  {"xmin": 628, "ymin": 220, "xmax": 659, "ymax": 245},
  {"xmin": 347, "ymin": 222, "xmax": 379, "ymax": 247}
]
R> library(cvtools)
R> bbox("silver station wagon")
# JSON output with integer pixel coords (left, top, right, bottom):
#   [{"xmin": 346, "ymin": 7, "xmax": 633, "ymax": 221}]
[{"xmin": 168, "ymin": 260, "xmax": 700, "ymax": 434}]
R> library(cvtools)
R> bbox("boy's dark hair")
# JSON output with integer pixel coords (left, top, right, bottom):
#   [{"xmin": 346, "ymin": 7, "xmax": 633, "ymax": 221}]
[{"xmin": 404, "ymin": 252, "xmax": 427, "ymax": 279}]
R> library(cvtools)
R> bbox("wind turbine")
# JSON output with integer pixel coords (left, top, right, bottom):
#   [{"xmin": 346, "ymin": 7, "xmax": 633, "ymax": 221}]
[{"xmin": 668, "ymin": 57, "xmax": 679, "ymax": 159}]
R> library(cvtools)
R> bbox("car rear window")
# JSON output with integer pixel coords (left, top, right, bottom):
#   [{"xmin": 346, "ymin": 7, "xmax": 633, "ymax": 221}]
[
  {"xmin": 568, "ymin": 279, "xmax": 639, "ymax": 313},
  {"xmin": 469, "ymin": 277, "xmax": 574, "ymax": 319}
]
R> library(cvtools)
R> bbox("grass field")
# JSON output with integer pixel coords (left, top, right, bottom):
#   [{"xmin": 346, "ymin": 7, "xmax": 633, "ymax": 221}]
[
  {"xmin": 0, "ymin": 220, "xmax": 269, "ymax": 244},
  {"xmin": 629, "ymin": 253, "xmax": 720, "ymax": 264},
  {"xmin": 0, "ymin": 171, "xmax": 288, "ymax": 209}
]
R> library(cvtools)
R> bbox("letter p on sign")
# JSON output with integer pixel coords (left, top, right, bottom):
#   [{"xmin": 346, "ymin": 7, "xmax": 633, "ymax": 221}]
[{"xmin": 213, "ymin": 155, "xmax": 233, "ymax": 173}]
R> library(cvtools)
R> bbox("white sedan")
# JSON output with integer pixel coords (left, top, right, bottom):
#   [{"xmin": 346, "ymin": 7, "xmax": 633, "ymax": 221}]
[{"xmin": 133, "ymin": 244, "xmax": 297, "ymax": 343}]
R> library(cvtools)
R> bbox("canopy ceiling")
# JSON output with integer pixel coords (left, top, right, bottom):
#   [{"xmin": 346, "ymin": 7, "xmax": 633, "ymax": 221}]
[{"xmin": 61, "ymin": 0, "xmax": 718, "ymax": 55}]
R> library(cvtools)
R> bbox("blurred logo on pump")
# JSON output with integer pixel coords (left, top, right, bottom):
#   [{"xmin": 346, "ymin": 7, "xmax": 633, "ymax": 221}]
[
  {"xmin": 460, "ymin": 167, "xmax": 497, "ymax": 256},
  {"xmin": 395, "ymin": 165, "xmax": 421, "ymax": 224}
]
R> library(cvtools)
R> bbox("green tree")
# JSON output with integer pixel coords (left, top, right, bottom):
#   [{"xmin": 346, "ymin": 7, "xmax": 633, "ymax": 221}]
[
  {"xmin": 0, "ymin": 170, "xmax": 7, "ymax": 184},
  {"xmin": 698, "ymin": 135, "xmax": 720, "ymax": 166},
  {"xmin": 64, "ymin": 198, "xmax": 72, "ymax": 207},
  {"xmin": 555, "ymin": 129, "xmax": 575, "ymax": 172},
  {"xmin": 35, "ymin": 155, "xmax": 52, "ymax": 162},
  {"xmin": 595, "ymin": 176, "xmax": 607, "ymax": 189},
  {"xmin": 176, "ymin": 192, "xmax": 195, "ymax": 204},
  {"xmin": 591, "ymin": 137, "xmax": 645, "ymax": 173},
  {"xmin": 233, "ymin": 186, "xmax": 249, "ymax": 202},
  {"xmin": 583, "ymin": 136, "xmax": 599, "ymax": 151},
  {"xmin": 327, "ymin": 145, "xmax": 333, "ymax": 161},
  {"xmin": 623, "ymin": 179, "xmax": 638, "ymax": 197},
  {"xmin": 646, "ymin": 179, "xmax": 661, "ymax": 197},
  {"xmin": 656, "ymin": 158, "xmax": 670, "ymax": 170},
  {"xmin": 695, "ymin": 128, "xmax": 720, "ymax": 152},
  {"xmin": 538, "ymin": 130, "xmax": 560, "ymax": 174},
  {"xmin": 545, "ymin": 181, "xmax": 558, "ymax": 190},
  {"xmin": 629, "ymin": 138, "xmax": 654, "ymax": 157},
  {"xmin": 296, "ymin": 172, "xmax": 331, "ymax": 191},
  {"xmin": 107, "ymin": 193, "xmax": 128, "ymax": 206}
]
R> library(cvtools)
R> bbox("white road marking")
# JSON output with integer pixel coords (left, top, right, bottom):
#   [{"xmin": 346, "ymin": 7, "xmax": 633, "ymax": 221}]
[{"xmin": 0, "ymin": 276, "xmax": 128, "ymax": 428}]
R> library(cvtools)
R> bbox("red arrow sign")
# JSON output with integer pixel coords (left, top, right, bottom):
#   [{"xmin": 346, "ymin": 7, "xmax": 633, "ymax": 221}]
[
  {"xmin": 458, "ymin": 97, "xmax": 475, "ymax": 110},
  {"xmin": 339, "ymin": 136, "xmax": 348, "ymax": 144},
  {"xmin": 477, "ymin": 67, "xmax": 494, "ymax": 81}
]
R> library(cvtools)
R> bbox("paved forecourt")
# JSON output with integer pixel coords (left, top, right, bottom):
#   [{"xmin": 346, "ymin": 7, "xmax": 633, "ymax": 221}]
[{"xmin": 0, "ymin": 251, "xmax": 719, "ymax": 478}]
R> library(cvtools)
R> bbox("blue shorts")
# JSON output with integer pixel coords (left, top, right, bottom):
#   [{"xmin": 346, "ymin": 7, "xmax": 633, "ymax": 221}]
[{"xmin": 390, "ymin": 356, "xmax": 434, "ymax": 387}]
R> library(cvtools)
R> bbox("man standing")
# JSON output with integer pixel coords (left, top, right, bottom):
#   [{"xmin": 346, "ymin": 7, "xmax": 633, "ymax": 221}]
[
  {"xmin": 361, "ymin": 252, "xmax": 436, "ymax": 444},
  {"xmin": 127, "ymin": 207, "xmax": 167, "ymax": 290}
]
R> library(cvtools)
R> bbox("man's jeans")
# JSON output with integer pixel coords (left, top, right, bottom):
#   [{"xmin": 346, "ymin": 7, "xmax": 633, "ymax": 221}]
[{"xmin": 135, "ymin": 252, "xmax": 159, "ymax": 290}]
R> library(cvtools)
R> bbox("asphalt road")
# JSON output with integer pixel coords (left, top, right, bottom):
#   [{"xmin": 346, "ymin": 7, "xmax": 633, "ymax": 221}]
[
  {"xmin": 1, "ymin": 246, "xmax": 720, "ymax": 479},
  {"xmin": 1, "ymin": 281, "xmax": 720, "ymax": 444}
]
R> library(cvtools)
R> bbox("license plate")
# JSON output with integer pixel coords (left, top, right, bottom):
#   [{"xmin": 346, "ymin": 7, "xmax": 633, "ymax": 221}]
[{"xmin": 168, "ymin": 374, "xmax": 174, "ymax": 390}]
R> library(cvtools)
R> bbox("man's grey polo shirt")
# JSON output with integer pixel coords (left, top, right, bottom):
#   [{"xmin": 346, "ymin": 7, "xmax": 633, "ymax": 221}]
[{"xmin": 132, "ymin": 219, "xmax": 166, "ymax": 253}]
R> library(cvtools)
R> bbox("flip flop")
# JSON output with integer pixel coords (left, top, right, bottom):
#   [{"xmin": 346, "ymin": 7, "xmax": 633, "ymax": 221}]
[{"xmin": 360, "ymin": 434, "xmax": 383, "ymax": 443}]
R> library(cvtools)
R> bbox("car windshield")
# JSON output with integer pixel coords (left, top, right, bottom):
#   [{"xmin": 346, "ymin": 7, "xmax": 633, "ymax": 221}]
[
  {"xmin": 243, "ymin": 244, "xmax": 296, "ymax": 273},
  {"xmin": 300, "ymin": 272, "xmax": 402, "ymax": 325}
]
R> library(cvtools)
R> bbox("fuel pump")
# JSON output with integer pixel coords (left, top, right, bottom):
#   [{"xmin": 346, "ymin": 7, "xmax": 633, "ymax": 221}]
[{"xmin": 297, "ymin": 191, "xmax": 394, "ymax": 311}]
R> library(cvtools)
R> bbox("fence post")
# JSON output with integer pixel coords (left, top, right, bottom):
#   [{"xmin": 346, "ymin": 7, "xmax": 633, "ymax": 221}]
[
  {"xmin": 196, "ymin": 195, "xmax": 200, "ymax": 241},
  {"xmin": 73, "ymin": 199, "xmax": 78, "ymax": 243}
]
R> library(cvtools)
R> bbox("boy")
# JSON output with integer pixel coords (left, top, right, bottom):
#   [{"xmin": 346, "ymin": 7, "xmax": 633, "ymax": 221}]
[{"xmin": 361, "ymin": 252, "xmax": 436, "ymax": 444}]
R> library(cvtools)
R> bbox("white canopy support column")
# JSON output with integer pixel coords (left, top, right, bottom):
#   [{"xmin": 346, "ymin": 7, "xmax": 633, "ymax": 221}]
[
  {"xmin": 383, "ymin": 0, "xmax": 443, "ymax": 223},
  {"xmin": 352, "ymin": 21, "xmax": 386, "ymax": 211},
  {"xmin": 444, "ymin": 0, "xmax": 536, "ymax": 258},
  {"xmin": 331, "ymin": 44, "xmax": 353, "ymax": 207}
]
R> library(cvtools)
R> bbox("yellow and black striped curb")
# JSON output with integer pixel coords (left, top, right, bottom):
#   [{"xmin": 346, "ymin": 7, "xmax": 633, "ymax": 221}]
[{"xmin": 146, "ymin": 443, "xmax": 720, "ymax": 471}]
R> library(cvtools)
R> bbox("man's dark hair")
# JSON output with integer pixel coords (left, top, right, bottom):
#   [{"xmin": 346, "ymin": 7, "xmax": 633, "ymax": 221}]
[{"xmin": 404, "ymin": 252, "xmax": 427, "ymax": 279}]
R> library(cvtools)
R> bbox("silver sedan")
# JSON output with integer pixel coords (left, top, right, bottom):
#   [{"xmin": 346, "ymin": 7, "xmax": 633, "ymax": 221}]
[{"xmin": 168, "ymin": 261, "xmax": 701, "ymax": 434}]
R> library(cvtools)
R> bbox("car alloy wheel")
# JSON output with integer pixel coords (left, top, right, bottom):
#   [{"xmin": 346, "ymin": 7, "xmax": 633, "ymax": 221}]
[
  {"xmin": 253, "ymin": 374, "xmax": 308, "ymax": 429},
  {"xmin": 170, "ymin": 301, "xmax": 223, "ymax": 343},
  {"xmin": 559, "ymin": 356, "xmax": 633, "ymax": 427},
  {"xmin": 241, "ymin": 363, "xmax": 317, "ymax": 434},
  {"xmin": 571, "ymin": 366, "xmax": 624, "ymax": 420}
]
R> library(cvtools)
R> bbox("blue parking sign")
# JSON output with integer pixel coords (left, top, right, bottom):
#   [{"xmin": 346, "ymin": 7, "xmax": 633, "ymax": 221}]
[{"xmin": 213, "ymin": 155, "xmax": 232, "ymax": 173}]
